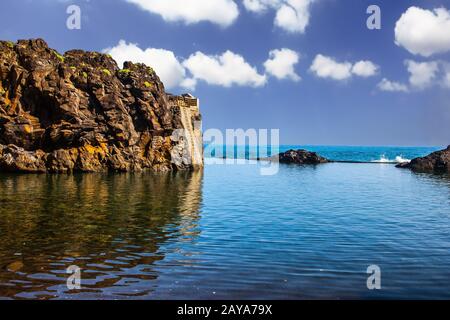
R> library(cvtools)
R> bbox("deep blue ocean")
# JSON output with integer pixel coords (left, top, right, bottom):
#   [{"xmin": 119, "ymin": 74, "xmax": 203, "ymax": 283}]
[{"xmin": 0, "ymin": 145, "xmax": 449, "ymax": 299}]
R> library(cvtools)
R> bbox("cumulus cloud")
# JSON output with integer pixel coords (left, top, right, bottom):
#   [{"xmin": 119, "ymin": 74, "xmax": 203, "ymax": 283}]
[
  {"xmin": 179, "ymin": 78, "xmax": 197, "ymax": 91},
  {"xmin": 377, "ymin": 78, "xmax": 409, "ymax": 92},
  {"xmin": 395, "ymin": 6, "xmax": 450, "ymax": 57},
  {"xmin": 444, "ymin": 72, "xmax": 450, "ymax": 88},
  {"xmin": 264, "ymin": 48, "xmax": 301, "ymax": 81},
  {"xmin": 351, "ymin": 60, "xmax": 379, "ymax": 77},
  {"xmin": 309, "ymin": 55, "xmax": 378, "ymax": 81},
  {"xmin": 309, "ymin": 54, "xmax": 352, "ymax": 80},
  {"xmin": 243, "ymin": 0, "xmax": 314, "ymax": 33},
  {"xmin": 183, "ymin": 51, "xmax": 267, "ymax": 87},
  {"xmin": 377, "ymin": 60, "xmax": 447, "ymax": 93},
  {"xmin": 443, "ymin": 65, "xmax": 450, "ymax": 88},
  {"xmin": 125, "ymin": 0, "xmax": 239, "ymax": 27},
  {"xmin": 104, "ymin": 40, "xmax": 187, "ymax": 89},
  {"xmin": 242, "ymin": 0, "xmax": 277, "ymax": 13},
  {"xmin": 104, "ymin": 42, "xmax": 303, "ymax": 90},
  {"xmin": 275, "ymin": 0, "xmax": 314, "ymax": 33},
  {"xmin": 405, "ymin": 60, "xmax": 439, "ymax": 89}
]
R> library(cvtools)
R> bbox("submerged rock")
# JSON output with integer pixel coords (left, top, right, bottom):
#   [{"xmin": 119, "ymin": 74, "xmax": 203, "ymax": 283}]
[
  {"xmin": 0, "ymin": 39, "xmax": 203, "ymax": 173},
  {"xmin": 396, "ymin": 146, "xmax": 450, "ymax": 174},
  {"xmin": 264, "ymin": 149, "xmax": 329, "ymax": 164}
]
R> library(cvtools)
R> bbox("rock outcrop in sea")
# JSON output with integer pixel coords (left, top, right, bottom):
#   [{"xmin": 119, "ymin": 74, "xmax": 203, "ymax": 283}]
[
  {"xmin": 264, "ymin": 149, "xmax": 329, "ymax": 164},
  {"xmin": 396, "ymin": 146, "xmax": 450, "ymax": 174},
  {"xmin": 0, "ymin": 39, "xmax": 203, "ymax": 173}
]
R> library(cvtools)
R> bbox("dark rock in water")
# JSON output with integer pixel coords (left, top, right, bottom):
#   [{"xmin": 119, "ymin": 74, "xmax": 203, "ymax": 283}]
[
  {"xmin": 0, "ymin": 39, "xmax": 203, "ymax": 173},
  {"xmin": 396, "ymin": 146, "xmax": 450, "ymax": 174},
  {"xmin": 264, "ymin": 149, "xmax": 329, "ymax": 164}
]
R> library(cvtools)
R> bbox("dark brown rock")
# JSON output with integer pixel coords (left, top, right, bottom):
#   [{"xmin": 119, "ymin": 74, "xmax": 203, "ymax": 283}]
[
  {"xmin": 396, "ymin": 146, "xmax": 450, "ymax": 174},
  {"xmin": 264, "ymin": 149, "xmax": 329, "ymax": 164},
  {"xmin": 0, "ymin": 39, "xmax": 203, "ymax": 173}
]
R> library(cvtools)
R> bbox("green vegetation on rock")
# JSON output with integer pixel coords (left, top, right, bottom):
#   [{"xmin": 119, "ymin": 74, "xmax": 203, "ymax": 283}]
[{"xmin": 54, "ymin": 51, "xmax": 65, "ymax": 63}]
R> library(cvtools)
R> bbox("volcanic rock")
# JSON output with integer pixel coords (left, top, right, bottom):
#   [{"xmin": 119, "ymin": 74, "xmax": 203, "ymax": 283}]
[
  {"xmin": 265, "ymin": 149, "xmax": 329, "ymax": 164},
  {"xmin": 0, "ymin": 39, "xmax": 203, "ymax": 173},
  {"xmin": 396, "ymin": 146, "xmax": 450, "ymax": 174}
]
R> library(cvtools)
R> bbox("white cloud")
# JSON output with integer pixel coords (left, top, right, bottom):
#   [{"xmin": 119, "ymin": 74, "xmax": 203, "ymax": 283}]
[
  {"xmin": 264, "ymin": 48, "xmax": 301, "ymax": 81},
  {"xmin": 243, "ymin": 0, "xmax": 314, "ymax": 33},
  {"xmin": 309, "ymin": 54, "xmax": 352, "ymax": 80},
  {"xmin": 104, "ymin": 42, "xmax": 301, "ymax": 90},
  {"xmin": 275, "ymin": 0, "xmax": 313, "ymax": 33},
  {"xmin": 242, "ymin": 0, "xmax": 277, "ymax": 13},
  {"xmin": 183, "ymin": 51, "xmax": 267, "ymax": 87},
  {"xmin": 377, "ymin": 60, "xmax": 446, "ymax": 93},
  {"xmin": 377, "ymin": 78, "xmax": 409, "ymax": 92},
  {"xmin": 395, "ymin": 6, "xmax": 450, "ymax": 57},
  {"xmin": 443, "ymin": 65, "xmax": 450, "ymax": 88},
  {"xmin": 351, "ymin": 60, "xmax": 379, "ymax": 77},
  {"xmin": 310, "ymin": 55, "xmax": 379, "ymax": 81},
  {"xmin": 179, "ymin": 78, "xmax": 197, "ymax": 91},
  {"xmin": 125, "ymin": 0, "xmax": 239, "ymax": 27},
  {"xmin": 104, "ymin": 40, "xmax": 187, "ymax": 89},
  {"xmin": 405, "ymin": 60, "xmax": 439, "ymax": 89},
  {"xmin": 444, "ymin": 72, "xmax": 450, "ymax": 88}
]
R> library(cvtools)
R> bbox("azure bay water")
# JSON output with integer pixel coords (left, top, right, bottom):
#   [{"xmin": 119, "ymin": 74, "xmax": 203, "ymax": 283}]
[
  {"xmin": 0, "ymin": 146, "xmax": 449, "ymax": 299},
  {"xmin": 208, "ymin": 144, "xmax": 441, "ymax": 163}
]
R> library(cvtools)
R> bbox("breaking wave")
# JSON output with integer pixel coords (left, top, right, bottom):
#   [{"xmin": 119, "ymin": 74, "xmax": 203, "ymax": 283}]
[{"xmin": 372, "ymin": 155, "xmax": 411, "ymax": 164}]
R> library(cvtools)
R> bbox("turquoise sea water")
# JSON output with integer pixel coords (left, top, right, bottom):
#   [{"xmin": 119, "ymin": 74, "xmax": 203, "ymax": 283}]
[
  {"xmin": 0, "ymin": 146, "xmax": 449, "ymax": 299},
  {"xmin": 207, "ymin": 144, "xmax": 441, "ymax": 163}
]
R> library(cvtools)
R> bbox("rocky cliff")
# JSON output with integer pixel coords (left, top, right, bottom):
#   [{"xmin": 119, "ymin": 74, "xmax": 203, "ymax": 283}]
[
  {"xmin": 396, "ymin": 146, "xmax": 450, "ymax": 174},
  {"xmin": 0, "ymin": 39, "xmax": 203, "ymax": 173}
]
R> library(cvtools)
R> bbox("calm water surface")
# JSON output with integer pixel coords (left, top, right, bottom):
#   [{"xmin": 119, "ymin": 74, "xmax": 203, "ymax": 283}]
[{"xmin": 0, "ymin": 151, "xmax": 449, "ymax": 299}]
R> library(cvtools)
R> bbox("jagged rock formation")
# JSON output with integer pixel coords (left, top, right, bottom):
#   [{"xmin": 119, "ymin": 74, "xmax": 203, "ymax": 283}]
[
  {"xmin": 263, "ymin": 149, "xmax": 329, "ymax": 164},
  {"xmin": 396, "ymin": 146, "xmax": 450, "ymax": 174},
  {"xmin": 0, "ymin": 39, "xmax": 202, "ymax": 173}
]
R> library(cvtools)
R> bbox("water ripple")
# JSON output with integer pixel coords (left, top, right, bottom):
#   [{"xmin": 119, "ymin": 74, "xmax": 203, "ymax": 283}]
[{"xmin": 0, "ymin": 163, "xmax": 449, "ymax": 299}]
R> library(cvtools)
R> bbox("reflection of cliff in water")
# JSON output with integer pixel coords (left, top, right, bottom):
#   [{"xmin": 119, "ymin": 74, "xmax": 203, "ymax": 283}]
[{"xmin": 0, "ymin": 171, "xmax": 203, "ymax": 299}]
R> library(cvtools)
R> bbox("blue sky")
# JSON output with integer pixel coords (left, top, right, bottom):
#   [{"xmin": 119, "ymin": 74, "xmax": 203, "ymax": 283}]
[{"xmin": 1, "ymin": 0, "xmax": 450, "ymax": 146}]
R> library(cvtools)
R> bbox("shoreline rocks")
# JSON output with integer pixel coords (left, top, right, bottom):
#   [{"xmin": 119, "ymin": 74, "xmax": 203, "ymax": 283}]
[
  {"xmin": 396, "ymin": 146, "xmax": 450, "ymax": 174},
  {"xmin": 263, "ymin": 149, "xmax": 330, "ymax": 165},
  {"xmin": 0, "ymin": 39, "xmax": 203, "ymax": 173}
]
